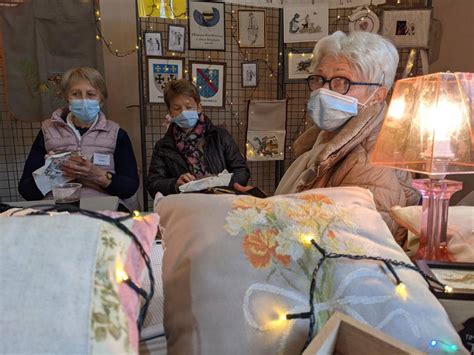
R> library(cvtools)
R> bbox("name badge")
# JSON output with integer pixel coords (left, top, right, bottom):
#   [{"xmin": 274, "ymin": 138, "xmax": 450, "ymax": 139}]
[{"xmin": 93, "ymin": 153, "xmax": 111, "ymax": 166}]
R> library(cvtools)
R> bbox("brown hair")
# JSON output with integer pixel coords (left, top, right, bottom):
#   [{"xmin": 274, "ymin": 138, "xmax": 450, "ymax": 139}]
[
  {"xmin": 61, "ymin": 67, "xmax": 108, "ymax": 99},
  {"xmin": 164, "ymin": 79, "xmax": 200, "ymax": 108}
]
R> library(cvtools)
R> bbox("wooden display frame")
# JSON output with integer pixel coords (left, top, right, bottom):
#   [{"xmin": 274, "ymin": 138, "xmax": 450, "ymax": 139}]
[{"xmin": 302, "ymin": 312, "xmax": 425, "ymax": 355}]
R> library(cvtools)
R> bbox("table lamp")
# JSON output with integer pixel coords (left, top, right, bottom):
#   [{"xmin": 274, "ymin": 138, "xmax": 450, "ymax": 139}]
[{"xmin": 371, "ymin": 72, "xmax": 474, "ymax": 261}]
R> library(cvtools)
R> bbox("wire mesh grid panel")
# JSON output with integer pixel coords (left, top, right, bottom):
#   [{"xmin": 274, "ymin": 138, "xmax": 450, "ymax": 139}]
[
  {"xmin": 282, "ymin": 0, "xmax": 429, "ymax": 169},
  {"xmin": 0, "ymin": 30, "xmax": 42, "ymax": 203},
  {"xmin": 140, "ymin": 4, "xmax": 281, "ymax": 209}
]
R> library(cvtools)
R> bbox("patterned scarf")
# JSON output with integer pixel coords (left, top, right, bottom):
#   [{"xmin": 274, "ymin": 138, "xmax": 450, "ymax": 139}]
[{"xmin": 173, "ymin": 113, "xmax": 208, "ymax": 178}]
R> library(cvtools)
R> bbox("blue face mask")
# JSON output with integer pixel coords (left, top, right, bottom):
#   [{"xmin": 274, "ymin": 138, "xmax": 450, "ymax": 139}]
[
  {"xmin": 171, "ymin": 110, "xmax": 199, "ymax": 129},
  {"xmin": 69, "ymin": 99, "xmax": 100, "ymax": 124},
  {"xmin": 307, "ymin": 88, "xmax": 359, "ymax": 131}
]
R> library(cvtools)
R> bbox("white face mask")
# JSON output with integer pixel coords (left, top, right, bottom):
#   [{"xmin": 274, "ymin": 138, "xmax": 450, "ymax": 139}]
[
  {"xmin": 307, "ymin": 88, "xmax": 358, "ymax": 131},
  {"xmin": 307, "ymin": 86, "xmax": 381, "ymax": 131}
]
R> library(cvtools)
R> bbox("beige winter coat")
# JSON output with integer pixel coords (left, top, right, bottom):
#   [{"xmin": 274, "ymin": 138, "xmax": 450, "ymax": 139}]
[{"xmin": 275, "ymin": 102, "xmax": 419, "ymax": 245}]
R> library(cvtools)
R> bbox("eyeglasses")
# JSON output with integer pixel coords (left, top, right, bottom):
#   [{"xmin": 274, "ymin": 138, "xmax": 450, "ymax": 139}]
[{"xmin": 307, "ymin": 74, "xmax": 382, "ymax": 95}]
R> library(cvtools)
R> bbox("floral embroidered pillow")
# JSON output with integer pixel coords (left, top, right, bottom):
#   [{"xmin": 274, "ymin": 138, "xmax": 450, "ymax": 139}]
[
  {"xmin": 156, "ymin": 187, "xmax": 465, "ymax": 355},
  {"xmin": 0, "ymin": 213, "xmax": 159, "ymax": 355}
]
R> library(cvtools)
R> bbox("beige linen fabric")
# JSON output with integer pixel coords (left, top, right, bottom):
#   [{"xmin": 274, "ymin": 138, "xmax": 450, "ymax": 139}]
[{"xmin": 1, "ymin": 215, "xmax": 100, "ymax": 354}]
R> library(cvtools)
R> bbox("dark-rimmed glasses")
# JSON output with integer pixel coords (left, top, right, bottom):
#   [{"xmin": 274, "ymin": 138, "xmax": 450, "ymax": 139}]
[{"xmin": 307, "ymin": 74, "xmax": 382, "ymax": 95}]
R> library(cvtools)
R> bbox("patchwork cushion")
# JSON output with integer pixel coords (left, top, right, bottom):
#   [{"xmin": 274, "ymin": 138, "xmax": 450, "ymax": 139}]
[
  {"xmin": 0, "ymin": 213, "xmax": 159, "ymax": 354},
  {"xmin": 390, "ymin": 205, "xmax": 474, "ymax": 262},
  {"xmin": 156, "ymin": 187, "xmax": 466, "ymax": 354}
]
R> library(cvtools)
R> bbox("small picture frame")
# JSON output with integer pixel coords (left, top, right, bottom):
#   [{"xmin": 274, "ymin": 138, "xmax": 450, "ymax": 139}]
[
  {"xmin": 381, "ymin": 9, "xmax": 432, "ymax": 48},
  {"xmin": 147, "ymin": 57, "xmax": 184, "ymax": 104},
  {"xmin": 241, "ymin": 62, "xmax": 258, "ymax": 88},
  {"xmin": 415, "ymin": 260, "xmax": 474, "ymax": 300},
  {"xmin": 283, "ymin": 4, "xmax": 329, "ymax": 43},
  {"xmin": 190, "ymin": 61, "xmax": 226, "ymax": 108},
  {"xmin": 144, "ymin": 32, "xmax": 163, "ymax": 56},
  {"xmin": 189, "ymin": 1, "xmax": 226, "ymax": 51},
  {"xmin": 284, "ymin": 48, "xmax": 314, "ymax": 83},
  {"xmin": 238, "ymin": 10, "xmax": 265, "ymax": 48},
  {"xmin": 168, "ymin": 24, "xmax": 186, "ymax": 53}
]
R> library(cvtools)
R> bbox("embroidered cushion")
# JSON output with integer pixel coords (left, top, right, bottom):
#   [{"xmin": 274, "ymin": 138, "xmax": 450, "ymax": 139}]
[
  {"xmin": 0, "ymin": 213, "xmax": 159, "ymax": 354},
  {"xmin": 156, "ymin": 187, "xmax": 466, "ymax": 354}
]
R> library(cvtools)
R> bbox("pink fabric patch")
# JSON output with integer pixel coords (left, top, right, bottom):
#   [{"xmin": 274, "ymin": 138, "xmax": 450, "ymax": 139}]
[{"xmin": 104, "ymin": 212, "xmax": 159, "ymax": 351}]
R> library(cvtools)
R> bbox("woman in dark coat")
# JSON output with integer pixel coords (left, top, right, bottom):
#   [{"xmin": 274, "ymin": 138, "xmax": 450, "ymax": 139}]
[{"xmin": 147, "ymin": 79, "xmax": 250, "ymax": 197}]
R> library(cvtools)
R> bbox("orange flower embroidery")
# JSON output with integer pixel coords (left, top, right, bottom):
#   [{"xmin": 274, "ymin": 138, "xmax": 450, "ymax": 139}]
[
  {"xmin": 275, "ymin": 253, "xmax": 291, "ymax": 267},
  {"xmin": 299, "ymin": 194, "xmax": 334, "ymax": 205},
  {"xmin": 233, "ymin": 196, "xmax": 273, "ymax": 211},
  {"xmin": 242, "ymin": 229, "xmax": 290, "ymax": 269},
  {"xmin": 287, "ymin": 204, "xmax": 316, "ymax": 222},
  {"xmin": 327, "ymin": 230, "xmax": 336, "ymax": 239}
]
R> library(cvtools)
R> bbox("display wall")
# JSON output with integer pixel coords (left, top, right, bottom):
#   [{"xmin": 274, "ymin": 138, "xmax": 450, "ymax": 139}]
[{"xmin": 0, "ymin": 0, "xmax": 449, "ymax": 207}]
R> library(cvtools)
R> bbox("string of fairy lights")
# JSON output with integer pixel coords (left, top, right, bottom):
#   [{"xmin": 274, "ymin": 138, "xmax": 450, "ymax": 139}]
[
  {"xmin": 281, "ymin": 237, "xmax": 459, "ymax": 353},
  {"xmin": 93, "ymin": 4, "xmax": 139, "ymax": 57}
]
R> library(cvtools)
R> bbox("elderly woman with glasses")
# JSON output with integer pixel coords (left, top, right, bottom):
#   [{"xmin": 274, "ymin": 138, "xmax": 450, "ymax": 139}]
[{"xmin": 275, "ymin": 31, "xmax": 419, "ymax": 245}]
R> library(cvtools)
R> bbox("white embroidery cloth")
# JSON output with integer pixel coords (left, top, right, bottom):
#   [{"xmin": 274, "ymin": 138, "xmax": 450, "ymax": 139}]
[
  {"xmin": 32, "ymin": 151, "xmax": 75, "ymax": 195},
  {"xmin": 0, "ymin": 215, "xmax": 100, "ymax": 354},
  {"xmin": 178, "ymin": 170, "xmax": 233, "ymax": 192}
]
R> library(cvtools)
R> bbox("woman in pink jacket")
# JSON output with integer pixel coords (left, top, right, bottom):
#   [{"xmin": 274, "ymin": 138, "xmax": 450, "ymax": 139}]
[{"xmin": 19, "ymin": 67, "xmax": 139, "ymax": 211}]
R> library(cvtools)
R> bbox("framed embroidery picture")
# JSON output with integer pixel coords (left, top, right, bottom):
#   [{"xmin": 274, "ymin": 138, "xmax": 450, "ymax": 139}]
[
  {"xmin": 241, "ymin": 62, "xmax": 258, "ymax": 88},
  {"xmin": 284, "ymin": 48, "xmax": 314, "ymax": 83},
  {"xmin": 189, "ymin": 1, "xmax": 225, "ymax": 51},
  {"xmin": 283, "ymin": 4, "xmax": 328, "ymax": 43},
  {"xmin": 415, "ymin": 260, "xmax": 474, "ymax": 300},
  {"xmin": 168, "ymin": 24, "xmax": 186, "ymax": 53},
  {"xmin": 144, "ymin": 32, "xmax": 163, "ymax": 56},
  {"xmin": 238, "ymin": 10, "xmax": 265, "ymax": 48},
  {"xmin": 147, "ymin": 57, "xmax": 184, "ymax": 104},
  {"xmin": 190, "ymin": 61, "xmax": 226, "ymax": 107},
  {"xmin": 381, "ymin": 9, "xmax": 432, "ymax": 48}
]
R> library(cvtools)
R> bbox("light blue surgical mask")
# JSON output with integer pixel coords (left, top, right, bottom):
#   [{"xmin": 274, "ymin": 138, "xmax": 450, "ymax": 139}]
[
  {"xmin": 171, "ymin": 110, "xmax": 199, "ymax": 129},
  {"xmin": 307, "ymin": 88, "xmax": 359, "ymax": 131},
  {"xmin": 69, "ymin": 99, "xmax": 100, "ymax": 124}
]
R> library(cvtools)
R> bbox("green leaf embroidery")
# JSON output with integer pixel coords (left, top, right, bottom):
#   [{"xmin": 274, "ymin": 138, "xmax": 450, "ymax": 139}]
[
  {"xmin": 109, "ymin": 325, "xmax": 121, "ymax": 340},
  {"xmin": 95, "ymin": 327, "xmax": 107, "ymax": 342},
  {"xmin": 93, "ymin": 312, "xmax": 109, "ymax": 324}
]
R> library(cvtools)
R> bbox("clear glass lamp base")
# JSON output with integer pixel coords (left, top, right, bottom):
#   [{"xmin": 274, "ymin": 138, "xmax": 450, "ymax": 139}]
[{"xmin": 412, "ymin": 178, "xmax": 463, "ymax": 261}]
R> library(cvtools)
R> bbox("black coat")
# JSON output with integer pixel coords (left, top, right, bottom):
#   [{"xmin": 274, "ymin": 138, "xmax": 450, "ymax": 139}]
[{"xmin": 147, "ymin": 117, "xmax": 250, "ymax": 197}]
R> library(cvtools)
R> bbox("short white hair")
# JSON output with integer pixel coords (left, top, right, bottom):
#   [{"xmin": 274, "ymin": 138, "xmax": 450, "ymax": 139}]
[{"xmin": 311, "ymin": 31, "xmax": 399, "ymax": 90}]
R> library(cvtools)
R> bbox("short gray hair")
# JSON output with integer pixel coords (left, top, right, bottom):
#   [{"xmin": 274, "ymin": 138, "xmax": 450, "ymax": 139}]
[
  {"xmin": 311, "ymin": 31, "xmax": 399, "ymax": 90},
  {"xmin": 61, "ymin": 67, "xmax": 108, "ymax": 99}
]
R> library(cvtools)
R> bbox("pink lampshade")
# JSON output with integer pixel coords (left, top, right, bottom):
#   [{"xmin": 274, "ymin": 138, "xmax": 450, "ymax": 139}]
[{"xmin": 372, "ymin": 72, "xmax": 474, "ymax": 176}]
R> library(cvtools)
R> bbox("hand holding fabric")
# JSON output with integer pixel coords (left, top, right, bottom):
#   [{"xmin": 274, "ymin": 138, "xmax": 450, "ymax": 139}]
[
  {"xmin": 176, "ymin": 173, "xmax": 196, "ymax": 187},
  {"xmin": 61, "ymin": 155, "xmax": 110, "ymax": 188}
]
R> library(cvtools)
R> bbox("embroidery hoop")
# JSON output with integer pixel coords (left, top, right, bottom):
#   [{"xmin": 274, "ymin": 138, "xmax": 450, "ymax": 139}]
[{"xmin": 348, "ymin": 5, "xmax": 380, "ymax": 34}]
